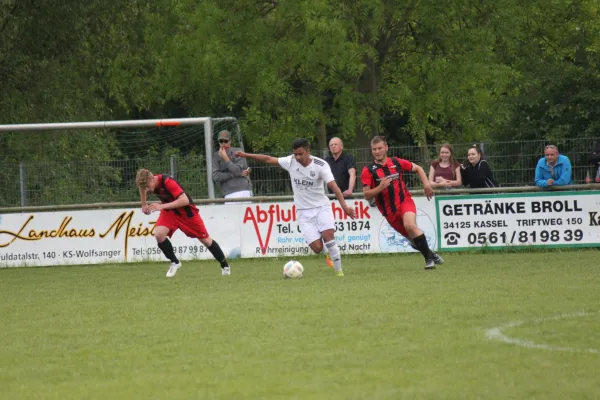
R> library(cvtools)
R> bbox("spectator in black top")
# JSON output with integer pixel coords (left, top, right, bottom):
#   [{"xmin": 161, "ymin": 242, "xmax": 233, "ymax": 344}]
[
  {"xmin": 590, "ymin": 141, "xmax": 600, "ymax": 183},
  {"xmin": 461, "ymin": 145, "xmax": 498, "ymax": 188},
  {"xmin": 325, "ymin": 137, "xmax": 356, "ymax": 197}
]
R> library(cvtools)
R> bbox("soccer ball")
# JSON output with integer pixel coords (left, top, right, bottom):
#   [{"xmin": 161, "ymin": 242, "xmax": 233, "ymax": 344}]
[{"xmin": 283, "ymin": 260, "xmax": 304, "ymax": 279}]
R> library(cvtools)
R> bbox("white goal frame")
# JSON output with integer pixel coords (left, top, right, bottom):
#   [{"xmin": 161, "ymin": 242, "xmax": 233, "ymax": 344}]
[{"xmin": 0, "ymin": 117, "xmax": 222, "ymax": 199}]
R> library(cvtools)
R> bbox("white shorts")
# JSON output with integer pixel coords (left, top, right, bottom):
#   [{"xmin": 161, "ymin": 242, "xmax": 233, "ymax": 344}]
[
  {"xmin": 224, "ymin": 190, "xmax": 253, "ymax": 204},
  {"xmin": 297, "ymin": 205, "xmax": 335, "ymax": 245}
]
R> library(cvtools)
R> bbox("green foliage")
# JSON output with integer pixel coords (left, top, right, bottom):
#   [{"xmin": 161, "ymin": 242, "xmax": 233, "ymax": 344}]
[
  {"xmin": 142, "ymin": 0, "xmax": 525, "ymax": 149},
  {"xmin": 2, "ymin": 0, "xmax": 600, "ymax": 203},
  {"xmin": 0, "ymin": 1, "xmax": 155, "ymax": 124},
  {"xmin": 493, "ymin": 0, "xmax": 600, "ymax": 141}
]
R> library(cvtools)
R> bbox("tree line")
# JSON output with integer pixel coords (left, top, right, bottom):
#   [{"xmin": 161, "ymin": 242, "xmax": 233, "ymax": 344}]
[{"xmin": 1, "ymin": 0, "xmax": 599, "ymax": 163}]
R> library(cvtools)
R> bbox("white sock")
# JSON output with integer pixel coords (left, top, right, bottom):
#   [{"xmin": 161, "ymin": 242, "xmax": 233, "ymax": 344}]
[
  {"xmin": 320, "ymin": 239, "xmax": 329, "ymax": 255},
  {"xmin": 324, "ymin": 240, "xmax": 342, "ymax": 272}
]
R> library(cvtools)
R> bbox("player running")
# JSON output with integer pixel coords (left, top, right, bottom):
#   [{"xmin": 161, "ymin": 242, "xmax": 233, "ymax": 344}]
[
  {"xmin": 237, "ymin": 138, "xmax": 356, "ymax": 277},
  {"xmin": 136, "ymin": 169, "xmax": 232, "ymax": 278},
  {"xmin": 361, "ymin": 136, "xmax": 443, "ymax": 270}
]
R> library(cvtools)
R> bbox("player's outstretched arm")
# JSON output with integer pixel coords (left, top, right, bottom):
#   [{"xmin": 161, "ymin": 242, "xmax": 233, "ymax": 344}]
[
  {"xmin": 327, "ymin": 180, "xmax": 356, "ymax": 218},
  {"xmin": 411, "ymin": 163, "xmax": 434, "ymax": 200},
  {"xmin": 236, "ymin": 151, "xmax": 280, "ymax": 166},
  {"xmin": 138, "ymin": 187, "xmax": 150, "ymax": 215},
  {"xmin": 138, "ymin": 187, "xmax": 147, "ymax": 205}
]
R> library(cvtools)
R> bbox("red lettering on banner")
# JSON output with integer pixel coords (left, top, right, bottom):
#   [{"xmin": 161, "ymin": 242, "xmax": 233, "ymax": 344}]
[
  {"xmin": 331, "ymin": 201, "xmax": 371, "ymax": 220},
  {"xmin": 357, "ymin": 202, "xmax": 371, "ymax": 219},
  {"xmin": 243, "ymin": 202, "xmax": 370, "ymax": 254},
  {"xmin": 242, "ymin": 205, "xmax": 297, "ymax": 254}
]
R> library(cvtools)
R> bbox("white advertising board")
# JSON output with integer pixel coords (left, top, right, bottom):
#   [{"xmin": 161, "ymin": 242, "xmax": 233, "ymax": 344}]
[
  {"xmin": 0, "ymin": 208, "xmax": 242, "ymax": 267},
  {"xmin": 436, "ymin": 191, "xmax": 600, "ymax": 251},
  {"xmin": 0, "ymin": 198, "xmax": 438, "ymax": 267},
  {"xmin": 238, "ymin": 199, "xmax": 437, "ymax": 258},
  {"xmin": 7, "ymin": 190, "xmax": 597, "ymax": 267}
]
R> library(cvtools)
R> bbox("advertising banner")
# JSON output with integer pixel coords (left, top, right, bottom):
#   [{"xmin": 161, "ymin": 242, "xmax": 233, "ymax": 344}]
[
  {"xmin": 436, "ymin": 191, "xmax": 600, "ymax": 251},
  {"xmin": 0, "ymin": 197, "xmax": 439, "ymax": 267},
  {"xmin": 3, "ymin": 190, "xmax": 598, "ymax": 267},
  {"xmin": 238, "ymin": 199, "xmax": 437, "ymax": 258},
  {"xmin": 0, "ymin": 208, "xmax": 242, "ymax": 267}
]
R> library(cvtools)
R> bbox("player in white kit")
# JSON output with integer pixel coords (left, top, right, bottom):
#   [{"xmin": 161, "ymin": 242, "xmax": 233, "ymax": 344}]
[{"xmin": 237, "ymin": 138, "xmax": 356, "ymax": 276}]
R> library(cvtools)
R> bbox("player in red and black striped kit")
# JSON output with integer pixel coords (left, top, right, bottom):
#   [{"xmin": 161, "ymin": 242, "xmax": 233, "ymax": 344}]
[
  {"xmin": 361, "ymin": 136, "xmax": 443, "ymax": 270},
  {"xmin": 136, "ymin": 169, "xmax": 232, "ymax": 278}
]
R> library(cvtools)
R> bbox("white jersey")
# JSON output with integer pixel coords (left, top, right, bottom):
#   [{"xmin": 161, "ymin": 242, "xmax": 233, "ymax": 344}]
[{"xmin": 278, "ymin": 155, "xmax": 335, "ymax": 210}]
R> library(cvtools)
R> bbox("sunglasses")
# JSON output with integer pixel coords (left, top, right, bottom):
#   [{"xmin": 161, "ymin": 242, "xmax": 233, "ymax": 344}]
[{"xmin": 218, "ymin": 139, "xmax": 230, "ymax": 144}]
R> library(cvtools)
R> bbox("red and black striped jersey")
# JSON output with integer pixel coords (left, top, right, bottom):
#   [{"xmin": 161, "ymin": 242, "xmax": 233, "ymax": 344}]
[
  {"xmin": 153, "ymin": 174, "xmax": 198, "ymax": 218},
  {"xmin": 361, "ymin": 157, "xmax": 413, "ymax": 216}
]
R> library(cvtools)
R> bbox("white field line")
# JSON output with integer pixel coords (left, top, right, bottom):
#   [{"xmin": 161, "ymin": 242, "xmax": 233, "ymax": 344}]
[{"xmin": 486, "ymin": 310, "xmax": 599, "ymax": 354}]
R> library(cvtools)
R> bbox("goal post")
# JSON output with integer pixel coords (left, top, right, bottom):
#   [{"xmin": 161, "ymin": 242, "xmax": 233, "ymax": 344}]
[{"xmin": 0, "ymin": 117, "xmax": 244, "ymax": 206}]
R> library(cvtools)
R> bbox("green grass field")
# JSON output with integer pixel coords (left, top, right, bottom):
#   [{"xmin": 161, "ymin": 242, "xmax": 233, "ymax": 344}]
[{"xmin": 1, "ymin": 251, "xmax": 599, "ymax": 399}]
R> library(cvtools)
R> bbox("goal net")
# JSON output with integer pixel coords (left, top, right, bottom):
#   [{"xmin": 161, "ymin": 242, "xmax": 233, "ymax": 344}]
[{"xmin": 0, "ymin": 117, "xmax": 241, "ymax": 208}]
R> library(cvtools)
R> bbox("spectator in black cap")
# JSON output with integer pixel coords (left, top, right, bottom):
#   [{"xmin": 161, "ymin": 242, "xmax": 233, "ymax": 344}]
[{"xmin": 212, "ymin": 130, "xmax": 253, "ymax": 201}]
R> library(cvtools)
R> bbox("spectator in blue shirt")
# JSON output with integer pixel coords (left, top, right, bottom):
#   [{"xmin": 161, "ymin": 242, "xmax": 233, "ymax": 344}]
[{"xmin": 535, "ymin": 145, "xmax": 573, "ymax": 187}]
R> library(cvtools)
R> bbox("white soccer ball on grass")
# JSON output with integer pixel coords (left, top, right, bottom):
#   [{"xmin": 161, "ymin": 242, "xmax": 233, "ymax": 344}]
[{"xmin": 283, "ymin": 260, "xmax": 304, "ymax": 279}]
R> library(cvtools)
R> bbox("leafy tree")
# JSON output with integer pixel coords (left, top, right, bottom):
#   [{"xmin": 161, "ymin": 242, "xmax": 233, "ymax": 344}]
[
  {"xmin": 145, "ymin": 0, "xmax": 520, "ymax": 154},
  {"xmin": 0, "ymin": 0, "xmax": 158, "ymax": 205},
  {"xmin": 492, "ymin": 0, "xmax": 600, "ymax": 142}
]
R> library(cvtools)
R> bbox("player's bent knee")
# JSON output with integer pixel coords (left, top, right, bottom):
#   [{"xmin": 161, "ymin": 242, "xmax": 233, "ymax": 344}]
[
  {"xmin": 309, "ymin": 244, "xmax": 323, "ymax": 254},
  {"xmin": 153, "ymin": 226, "xmax": 170, "ymax": 243},
  {"xmin": 308, "ymin": 240, "xmax": 323, "ymax": 254},
  {"xmin": 404, "ymin": 224, "xmax": 420, "ymax": 236},
  {"xmin": 320, "ymin": 229, "xmax": 335, "ymax": 243}
]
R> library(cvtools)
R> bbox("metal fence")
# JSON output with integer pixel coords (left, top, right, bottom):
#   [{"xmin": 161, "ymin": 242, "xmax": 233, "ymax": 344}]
[
  {"xmin": 247, "ymin": 138, "xmax": 600, "ymax": 197},
  {"xmin": 0, "ymin": 117, "xmax": 236, "ymax": 207},
  {"xmin": 1, "ymin": 138, "xmax": 599, "ymax": 207},
  {"xmin": 3, "ymin": 156, "xmax": 208, "ymax": 207}
]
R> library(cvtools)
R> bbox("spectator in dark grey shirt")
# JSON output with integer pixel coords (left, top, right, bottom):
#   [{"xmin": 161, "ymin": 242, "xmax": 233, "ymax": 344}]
[
  {"xmin": 325, "ymin": 137, "xmax": 356, "ymax": 198},
  {"xmin": 212, "ymin": 130, "xmax": 252, "ymax": 200}
]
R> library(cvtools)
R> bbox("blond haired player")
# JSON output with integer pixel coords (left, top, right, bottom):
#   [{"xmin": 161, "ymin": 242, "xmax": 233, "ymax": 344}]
[{"xmin": 136, "ymin": 169, "xmax": 232, "ymax": 278}]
